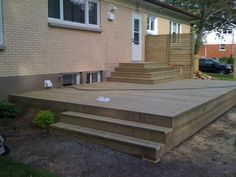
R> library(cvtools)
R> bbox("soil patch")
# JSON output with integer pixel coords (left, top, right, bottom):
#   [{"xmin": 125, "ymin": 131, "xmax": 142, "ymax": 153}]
[{"xmin": 2, "ymin": 107, "xmax": 236, "ymax": 177}]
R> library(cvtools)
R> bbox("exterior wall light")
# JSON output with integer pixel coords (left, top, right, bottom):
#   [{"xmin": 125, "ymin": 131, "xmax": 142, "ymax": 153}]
[{"xmin": 108, "ymin": 5, "xmax": 117, "ymax": 21}]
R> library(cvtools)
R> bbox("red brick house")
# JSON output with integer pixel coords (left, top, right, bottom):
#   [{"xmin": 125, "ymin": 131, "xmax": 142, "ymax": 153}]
[{"xmin": 198, "ymin": 24, "xmax": 236, "ymax": 59}]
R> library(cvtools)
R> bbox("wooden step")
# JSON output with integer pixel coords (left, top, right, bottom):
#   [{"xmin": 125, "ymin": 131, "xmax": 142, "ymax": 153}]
[
  {"xmin": 60, "ymin": 111, "xmax": 172, "ymax": 143},
  {"xmin": 119, "ymin": 63, "xmax": 166, "ymax": 69},
  {"xmin": 107, "ymin": 75, "xmax": 182, "ymax": 85},
  {"xmin": 111, "ymin": 69, "xmax": 180, "ymax": 79},
  {"xmin": 115, "ymin": 66, "xmax": 174, "ymax": 73},
  {"xmin": 50, "ymin": 122, "xmax": 163, "ymax": 162}
]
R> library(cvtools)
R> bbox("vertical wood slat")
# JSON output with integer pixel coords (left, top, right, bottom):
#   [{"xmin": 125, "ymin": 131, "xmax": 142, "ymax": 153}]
[{"xmin": 145, "ymin": 33, "xmax": 194, "ymax": 78}]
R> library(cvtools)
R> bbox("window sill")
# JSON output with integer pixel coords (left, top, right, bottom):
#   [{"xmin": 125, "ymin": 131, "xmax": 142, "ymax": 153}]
[
  {"xmin": 48, "ymin": 18, "xmax": 102, "ymax": 33},
  {"xmin": 147, "ymin": 30, "xmax": 158, "ymax": 35}
]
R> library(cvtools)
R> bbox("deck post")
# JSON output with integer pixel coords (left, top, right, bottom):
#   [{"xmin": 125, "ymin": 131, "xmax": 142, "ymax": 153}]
[{"xmin": 233, "ymin": 55, "xmax": 236, "ymax": 79}]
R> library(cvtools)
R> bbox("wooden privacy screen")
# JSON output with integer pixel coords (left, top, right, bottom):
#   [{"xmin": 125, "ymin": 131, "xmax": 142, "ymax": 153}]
[{"xmin": 145, "ymin": 33, "xmax": 195, "ymax": 79}]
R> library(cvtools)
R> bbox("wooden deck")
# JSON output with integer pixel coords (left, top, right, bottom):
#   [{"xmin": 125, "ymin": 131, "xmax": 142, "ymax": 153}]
[
  {"xmin": 9, "ymin": 79, "xmax": 236, "ymax": 162},
  {"xmin": 10, "ymin": 80, "xmax": 236, "ymax": 117}
]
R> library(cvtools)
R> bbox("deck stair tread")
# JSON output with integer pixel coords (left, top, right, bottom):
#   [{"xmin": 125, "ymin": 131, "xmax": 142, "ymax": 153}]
[
  {"xmin": 112, "ymin": 69, "xmax": 179, "ymax": 75},
  {"xmin": 109, "ymin": 74, "xmax": 180, "ymax": 80},
  {"xmin": 111, "ymin": 70, "xmax": 180, "ymax": 78},
  {"xmin": 113, "ymin": 69, "xmax": 179, "ymax": 75},
  {"xmin": 118, "ymin": 63, "xmax": 171, "ymax": 69},
  {"xmin": 116, "ymin": 66, "xmax": 174, "ymax": 71},
  {"xmin": 61, "ymin": 111, "xmax": 172, "ymax": 134},
  {"xmin": 51, "ymin": 122, "xmax": 163, "ymax": 150}
]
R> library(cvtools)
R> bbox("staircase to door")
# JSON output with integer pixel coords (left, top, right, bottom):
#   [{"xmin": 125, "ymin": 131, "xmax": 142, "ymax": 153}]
[{"xmin": 107, "ymin": 62, "xmax": 182, "ymax": 84}]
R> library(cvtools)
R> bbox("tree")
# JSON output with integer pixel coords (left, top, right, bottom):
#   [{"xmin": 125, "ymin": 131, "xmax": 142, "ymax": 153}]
[{"xmin": 165, "ymin": 0, "xmax": 236, "ymax": 54}]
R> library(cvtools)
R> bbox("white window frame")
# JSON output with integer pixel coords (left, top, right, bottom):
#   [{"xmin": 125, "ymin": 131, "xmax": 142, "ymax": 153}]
[
  {"xmin": 48, "ymin": 0, "xmax": 101, "ymax": 31},
  {"xmin": 0, "ymin": 0, "xmax": 4, "ymax": 49},
  {"xmin": 170, "ymin": 21, "xmax": 182, "ymax": 34},
  {"xmin": 147, "ymin": 16, "xmax": 158, "ymax": 35},
  {"xmin": 86, "ymin": 71, "xmax": 101, "ymax": 84},
  {"xmin": 76, "ymin": 73, "xmax": 81, "ymax": 85},
  {"xmin": 219, "ymin": 44, "xmax": 226, "ymax": 51}
]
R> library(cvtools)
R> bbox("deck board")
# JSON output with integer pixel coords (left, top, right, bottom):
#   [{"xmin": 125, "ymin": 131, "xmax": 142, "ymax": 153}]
[{"xmin": 11, "ymin": 79, "xmax": 236, "ymax": 117}]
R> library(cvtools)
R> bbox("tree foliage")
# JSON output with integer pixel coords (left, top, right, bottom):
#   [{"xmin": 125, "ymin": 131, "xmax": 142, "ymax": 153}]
[{"xmin": 164, "ymin": 0, "xmax": 236, "ymax": 54}]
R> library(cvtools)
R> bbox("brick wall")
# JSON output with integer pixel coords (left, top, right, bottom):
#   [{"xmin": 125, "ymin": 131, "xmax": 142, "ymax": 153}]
[
  {"xmin": 0, "ymin": 0, "xmax": 133, "ymax": 77},
  {"xmin": 0, "ymin": 0, "xmax": 191, "ymax": 78},
  {"xmin": 199, "ymin": 44, "xmax": 236, "ymax": 58}
]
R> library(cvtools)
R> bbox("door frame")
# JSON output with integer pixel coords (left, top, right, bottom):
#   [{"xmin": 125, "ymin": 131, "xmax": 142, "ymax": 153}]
[{"xmin": 131, "ymin": 13, "xmax": 142, "ymax": 62}]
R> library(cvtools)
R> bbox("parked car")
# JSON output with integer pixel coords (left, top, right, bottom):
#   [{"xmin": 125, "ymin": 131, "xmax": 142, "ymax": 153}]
[{"xmin": 199, "ymin": 58, "xmax": 233, "ymax": 74}]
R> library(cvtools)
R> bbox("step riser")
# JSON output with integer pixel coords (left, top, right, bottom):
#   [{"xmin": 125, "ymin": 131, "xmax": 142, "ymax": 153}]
[
  {"xmin": 115, "ymin": 67, "xmax": 174, "ymax": 73},
  {"xmin": 111, "ymin": 71, "xmax": 180, "ymax": 79},
  {"xmin": 61, "ymin": 115, "xmax": 167, "ymax": 143},
  {"xmin": 107, "ymin": 76, "xmax": 182, "ymax": 85},
  {"xmin": 119, "ymin": 63, "xmax": 166, "ymax": 69},
  {"xmin": 50, "ymin": 126, "xmax": 160, "ymax": 162},
  {"xmin": 107, "ymin": 77, "xmax": 154, "ymax": 84}
]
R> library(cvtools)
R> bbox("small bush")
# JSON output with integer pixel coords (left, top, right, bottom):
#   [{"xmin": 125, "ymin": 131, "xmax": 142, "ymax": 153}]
[
  {"xmin": 219, "ymin": 57, "xmax": 235, "ymax": 65},
  {"xmin": 33, "ymin": 111, "xmax": 54, "ymax": 129},
  {"xmin": 228, "ymin": 57, "xmax": 234, "ymax": 65},
  {"xmin": 219, "ymin": 57, "xmax": 228, "ymax": 64},
  {"xmin": 0, "ymin": 101, "xmax": 21, "ymax": 120}
]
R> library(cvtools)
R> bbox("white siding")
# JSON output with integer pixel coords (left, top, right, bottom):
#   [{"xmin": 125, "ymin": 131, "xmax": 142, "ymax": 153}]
[{"xmin": 204, "ymin": 26, "xmax": 236, "ymax": 45}]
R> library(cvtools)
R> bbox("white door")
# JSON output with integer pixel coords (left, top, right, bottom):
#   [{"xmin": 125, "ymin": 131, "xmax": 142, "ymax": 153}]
[{"xmin": 131, "ymin": 14, "xmax": 142, "ymax": 61}]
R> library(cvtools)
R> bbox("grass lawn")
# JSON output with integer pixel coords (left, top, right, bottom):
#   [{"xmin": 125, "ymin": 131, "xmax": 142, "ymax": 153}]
[
  {"xmin": 205, "ymin": 73, "xmax": 236, "ymax": 81},
  {"xmin": 0, "ymin": 156, "xmax": 58, "ymax": 177}
]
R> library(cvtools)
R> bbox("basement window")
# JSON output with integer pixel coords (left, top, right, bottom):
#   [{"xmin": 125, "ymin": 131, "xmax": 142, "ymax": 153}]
[
  {"xmin": 48, "ymin": 0, "xmax": 101, "ymax": 31},
  {"xmin": 0, "ymin": 0, "xmax": 4, "ymax": 49},
  {"xmin": 62, "ymin": 73, "xmax": 81, "ymax": 86},
  {"xmin": 86, "ymin": 71, "xmax": 102, "ymax": 84},
  {"xmin": 219, "ymin": 44, "xmax": 226, "ymax": 51},
  {"xmin": 147, "ymin": 16, "xmax": 158, "ymax": 35}
]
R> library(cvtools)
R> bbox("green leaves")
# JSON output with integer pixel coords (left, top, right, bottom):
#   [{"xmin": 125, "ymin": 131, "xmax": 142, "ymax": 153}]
[
  {"xmin": 165, "ymin": 0, "xmax": 236, "ymax": 53},
  {"xmin": 0, "ymin": 101, "xmax": 21, "ymax": 120},
  {"xmin": 33, "ymin": 111, "xmax": 55, "ymax": 129}
]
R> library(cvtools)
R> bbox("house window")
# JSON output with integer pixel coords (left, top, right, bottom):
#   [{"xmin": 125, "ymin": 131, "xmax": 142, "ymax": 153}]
[
  {"xmin": 170, "ymin": 21, "xmax": 181, "ymax": 34},
  {"xmin": 147, "ymin": 16, "xmax": 158, "ymax": 35},
  {"xmin": 48, "ymin": 0, "xmax": 100, "ymax": 31},
  {"xmin": 219, "ymin": 44, "xmax": 226, "ymax": 51},
  {"xmin": 227, "ymin": 29, "xmax": 232, "ymax": 34},
  {"xmin": 170, "ymin": 21, "xmax": 181, "ymax": 43},
  {"xmin": 223, "ymin": 28, "xmax": 232, "ymax": 34},
  {"xmin": 86, "ymin": 71, "xmax": 101, "ymax": 84},
  {"xmin": 0, "ymin": 0, "xmax": 4, "ymax": 49}
]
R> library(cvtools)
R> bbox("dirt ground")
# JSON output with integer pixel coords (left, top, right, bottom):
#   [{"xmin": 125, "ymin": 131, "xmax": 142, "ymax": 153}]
[{"xmin": 1, "ymin": 107, "xmax": 236, "ymax": 177}]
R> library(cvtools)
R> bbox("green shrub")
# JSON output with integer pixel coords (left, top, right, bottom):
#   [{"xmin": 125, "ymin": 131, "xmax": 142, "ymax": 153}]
[
  {"xmin": 33, "ymin": 111, "xmax": 54, "ymax": 129},
  {"xmin": 219, "ymin": 57, "xmax": 228, "ymax": 64},
  {"xmin": 228, "ymin": 57, "xmax": 234, "ymax": 65},
  {"xmin": 0, "ymin": 101, "xmax": 21, "ymax": 120},
  {"xmin": 219, "ymin": 57, "xmax": 235, "ymax": 65}
]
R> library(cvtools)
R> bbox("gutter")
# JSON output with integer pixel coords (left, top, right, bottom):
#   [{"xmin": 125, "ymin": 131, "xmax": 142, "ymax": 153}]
[{"xmin": 143, "ymin": 0, "xmax": 199, "ymax": 20}]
